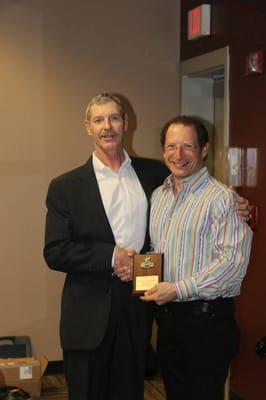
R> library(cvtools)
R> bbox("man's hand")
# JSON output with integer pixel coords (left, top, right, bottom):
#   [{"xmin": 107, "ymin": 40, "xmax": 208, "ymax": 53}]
[
  {"xmin": 235, "ymin": 196, "xmax": 250, "ymax": 221},
  {"xmin": 229, "ymin": 186, "xmax": 250, "ymax": 221},
  {"xmin": 140, "ymin": 282, "xmax": 177, "ymax": 305},
  {"xmin": 114, "ymin": 246, "xmax": 135, "ymax": 282}
]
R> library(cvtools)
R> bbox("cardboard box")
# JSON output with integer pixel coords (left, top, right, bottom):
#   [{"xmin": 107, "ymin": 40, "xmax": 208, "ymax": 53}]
[{"xmin": 0, "ymin": 356, "xmax": 48, "ymax": 398}]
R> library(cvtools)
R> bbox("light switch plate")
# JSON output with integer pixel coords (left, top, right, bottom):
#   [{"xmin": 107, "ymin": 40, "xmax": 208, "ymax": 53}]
[{"xmin": 245, "ymin": 51, "xmax": 264, "ymax": 75}]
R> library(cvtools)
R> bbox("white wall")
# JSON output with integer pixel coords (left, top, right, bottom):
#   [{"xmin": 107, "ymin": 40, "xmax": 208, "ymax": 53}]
[{"xmin": 0, "ymin": 0, "xmax": 180, "ymax": 360}]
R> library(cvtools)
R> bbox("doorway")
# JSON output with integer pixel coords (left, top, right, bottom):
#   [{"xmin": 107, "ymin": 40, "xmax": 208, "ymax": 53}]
[{"xmin": 180, "ymin": 46, "xmax": 229, "ymax": 184}]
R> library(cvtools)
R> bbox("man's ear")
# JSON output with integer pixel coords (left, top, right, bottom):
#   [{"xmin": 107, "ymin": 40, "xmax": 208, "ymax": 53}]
[
  {"xmin": 202, "ymin": 142, "xmax": 209, "ymax": 159},
  {"xmin": 124, "ymin": 114, "xmax": 129, "ymax": 132},
  {"xmin": 84, "ymin": 119, "xmax": 92, "ymax": 136}
]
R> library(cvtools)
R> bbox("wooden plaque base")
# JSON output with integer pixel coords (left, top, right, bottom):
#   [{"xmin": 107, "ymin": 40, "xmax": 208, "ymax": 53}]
[{"xmin": 132, "ymin": 253, "xmax": 163, "ymax": 296}]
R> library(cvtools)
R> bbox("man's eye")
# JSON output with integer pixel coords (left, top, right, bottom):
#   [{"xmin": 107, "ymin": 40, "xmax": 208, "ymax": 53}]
[
  {"xmin": 110, "ymin": 114, "xmax": 122, "ymax": 122},
  {"xmin": 183, "ymin": 144, "xmax": 193, "ymax": 150},
  {"xmin": 166, "ymin": 145, "xmax": 175, "ymax": 151},
  {"xmin": 93, "ymin": 118, "xmax": 103, "ymax": 124}
]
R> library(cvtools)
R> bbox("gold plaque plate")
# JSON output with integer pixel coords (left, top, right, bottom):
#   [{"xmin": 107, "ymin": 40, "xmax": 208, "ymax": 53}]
[{"xmin": 132, "ymin": 253, "xmax": 163, "ymax": 296}]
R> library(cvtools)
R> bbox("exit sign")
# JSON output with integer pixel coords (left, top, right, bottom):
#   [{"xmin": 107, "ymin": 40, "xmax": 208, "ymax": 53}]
[{"xmin": 188, "ymin": 4, "xmax": 211, "ymax": 40}]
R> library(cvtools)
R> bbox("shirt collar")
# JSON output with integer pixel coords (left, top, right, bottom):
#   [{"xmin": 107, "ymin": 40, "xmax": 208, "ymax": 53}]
[
  {"xmin": 92, "ymin": 150, "xmax": 131, "ymax": 174},
  {"xmin": 162, "ymin": 166, "xmax": 209, "ymax": 193}
]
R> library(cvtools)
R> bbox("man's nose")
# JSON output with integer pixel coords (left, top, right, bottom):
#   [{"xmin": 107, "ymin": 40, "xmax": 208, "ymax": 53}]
[
  {"xmin": 103, "ymin": 117, "xmax": 111, "ymax": 129},
  {"xmin": 173, "ymin": 145, "xmax": 183, "ymax": 158}
]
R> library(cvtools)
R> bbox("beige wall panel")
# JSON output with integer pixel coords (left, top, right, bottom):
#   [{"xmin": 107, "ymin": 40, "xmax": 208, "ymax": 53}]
[{"xmin": 0, "ymin": 0, "xmax": 180, "ymax": 360}]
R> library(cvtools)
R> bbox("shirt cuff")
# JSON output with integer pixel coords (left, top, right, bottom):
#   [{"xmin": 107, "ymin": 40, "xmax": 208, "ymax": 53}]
[
  {"xmin": 175, "ymin": 278, "xmax": 198, "ymax": 301},
  {"xmin": 111, "ymin": 249, "xmax": 116, "ymax": 268}
]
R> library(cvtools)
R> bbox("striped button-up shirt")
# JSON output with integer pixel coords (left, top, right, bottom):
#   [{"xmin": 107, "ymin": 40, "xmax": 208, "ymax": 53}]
[{"xmin": 150, "ymin": 166, "xmax": 253, "ymax": 301}]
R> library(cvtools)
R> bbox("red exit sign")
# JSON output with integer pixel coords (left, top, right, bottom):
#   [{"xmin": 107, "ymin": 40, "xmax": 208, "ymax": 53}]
[{"xmin": 188, "ymin": 4, "xmax": 211, "ymax": 40}]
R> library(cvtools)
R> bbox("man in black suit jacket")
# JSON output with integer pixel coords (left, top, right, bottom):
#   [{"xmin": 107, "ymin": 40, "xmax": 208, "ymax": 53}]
[{"xmin": 43, "ymin": 93, "xmax": 168, "ymax": 400}]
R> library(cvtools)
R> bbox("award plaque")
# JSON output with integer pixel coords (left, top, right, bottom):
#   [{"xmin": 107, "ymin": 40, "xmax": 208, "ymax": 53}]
[{"xmin": 132, "ymin": 253, "xmax": 164, "ymax": 296}]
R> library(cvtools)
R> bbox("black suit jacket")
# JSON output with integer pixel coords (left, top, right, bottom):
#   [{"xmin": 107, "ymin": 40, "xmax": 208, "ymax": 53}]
[{"xmin": 44, "ymin": 156, "xmax": 168, "ymax": 350}]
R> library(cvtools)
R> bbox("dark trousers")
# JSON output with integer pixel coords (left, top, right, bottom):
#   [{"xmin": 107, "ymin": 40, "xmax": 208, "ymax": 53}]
[
  {"xmin": 145, "ymin": 303, "xmax": 158, "ymax": 378},
  {"xmin": 63, "ymin": 278, "xmax": 147, "ymax": 400},
  {"xmin": 155, "ymin": 298, "xmax": 240, "ymax": 400}
]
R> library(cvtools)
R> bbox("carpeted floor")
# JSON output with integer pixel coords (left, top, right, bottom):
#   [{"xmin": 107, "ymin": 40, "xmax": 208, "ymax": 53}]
[{"xmin": 36, "ymin": 374, "xmax": 166, "ymax": 400}]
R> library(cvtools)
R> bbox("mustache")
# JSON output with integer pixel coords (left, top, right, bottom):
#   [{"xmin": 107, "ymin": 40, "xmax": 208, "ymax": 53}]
[{"xmin": 99, "ymin": 131, "xmax": 117, "ymax": 138}]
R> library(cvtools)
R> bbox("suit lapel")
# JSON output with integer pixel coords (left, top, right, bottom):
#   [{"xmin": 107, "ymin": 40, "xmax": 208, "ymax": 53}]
[
  {"xmin": 77, "ymin": 158, "xmax": 115, "ymax": 243},
  {"xmin": 131, "ymin": 158, "xmax": 153, "ymax": 201}
]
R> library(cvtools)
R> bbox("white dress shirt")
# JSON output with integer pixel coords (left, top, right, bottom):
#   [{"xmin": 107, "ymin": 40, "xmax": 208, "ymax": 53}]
[{"xmin": 92, "ymin": 151, "xmax": 148, "ymax": 254}]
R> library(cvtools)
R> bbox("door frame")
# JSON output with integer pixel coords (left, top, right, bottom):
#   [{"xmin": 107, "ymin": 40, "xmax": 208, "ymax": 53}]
[{"xmin": 180, "ymin": 46, "xmax": 230, "ymax": 147}]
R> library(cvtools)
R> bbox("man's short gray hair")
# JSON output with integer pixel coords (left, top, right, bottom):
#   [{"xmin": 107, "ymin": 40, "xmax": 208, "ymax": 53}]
[{"xmin": 85, "ymin": 93, "xmax": 125, "ymax": 120}]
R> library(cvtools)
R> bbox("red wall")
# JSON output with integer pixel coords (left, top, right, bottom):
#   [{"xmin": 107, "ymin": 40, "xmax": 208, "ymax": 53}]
[{"xmin": 180, "ymin": 1, "xmax": 266, "ymax": 398}]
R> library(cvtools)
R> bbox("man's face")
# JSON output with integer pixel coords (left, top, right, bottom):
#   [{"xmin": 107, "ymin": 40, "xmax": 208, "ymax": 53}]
[
  {"xmin": 163, "ymin": 123, "xmax": 208, "ymax": 180},
  {"xmin": 85, "ymin": 101, "xmax": 128, "ymax": 155}
]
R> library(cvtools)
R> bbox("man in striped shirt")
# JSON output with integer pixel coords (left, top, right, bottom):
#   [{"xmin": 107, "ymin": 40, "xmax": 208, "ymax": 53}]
[{"xmin": 141, "ymin": 116, "xmax": 253, "ymax": 400}]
